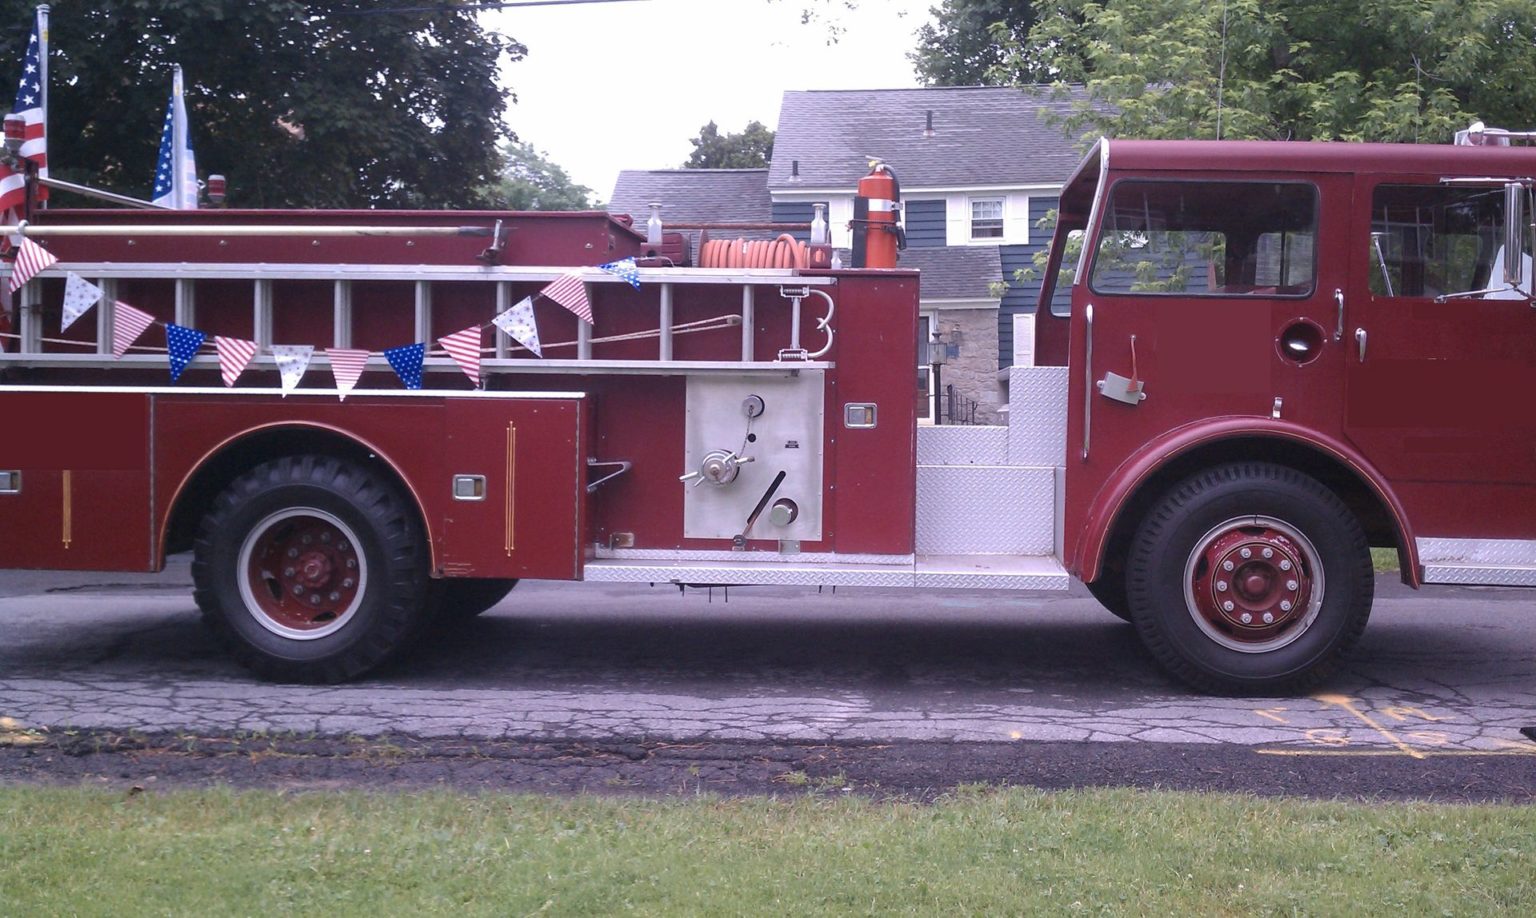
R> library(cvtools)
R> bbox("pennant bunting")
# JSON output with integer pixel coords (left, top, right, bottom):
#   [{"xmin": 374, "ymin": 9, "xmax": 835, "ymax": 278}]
[
  {"xmin": 9, "ymin": 238, "xmax": 57, "ymax": 293},
  {"xmin": 540, "ymin": 272, "xmax": 593, "ymax": 325},
  {"xmin": 60, "ymin": 272, "xmax": 104, "ymax": 332},
  {"xmin": 598, "ymin": 257, "xmax": 641, "ymax": 289},
  {"xmin": 384, "ymin": 342, "xmax": 426, "ymax": 390},
  {"xmin": 271, "ymin": 344, "xmax": 314, "ymax": 395},
  {"xmin": 215, "ymin": 336, "xmax": 258, "ymax": 387},
  {"xmin": 438, "ymin": 324, "xmax": 483, "ymax": 385},
  {"xmin": 165, "ymin": 323, "xmax": 206, "ymax": 382},
  {"xmin": 492, "ymin": 296, "xmax": 542, "ymax": 357},
  {"xmin": 325, "ymin": 348, "xmax": 369, "ymax": 400},
  {"xmin": 111, "ymin": 301, "xmax": 156, "ymax": 357}
]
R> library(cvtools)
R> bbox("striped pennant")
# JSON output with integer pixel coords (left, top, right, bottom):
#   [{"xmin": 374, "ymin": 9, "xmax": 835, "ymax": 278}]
[
  {"xmin": 9, "ymin": 238, "xmax": 57, "ymax": 293},
  {"xmin": 215, "ymin": 336, "xmax": 259, "ymax": 387},
  {"xmin": 111, "ymin": 301, "xmax": 156, "ymax": 357},
  {"xmin": 325, "ymin": 348, "xmax": 370, "ymax": 401},
  {"xmin": 540, "ymin": 271, "xmax": 593, "ymax": 325},
  {"xmin": 438, "ymin": 324, "xmax": 483, "ymax": 385}
]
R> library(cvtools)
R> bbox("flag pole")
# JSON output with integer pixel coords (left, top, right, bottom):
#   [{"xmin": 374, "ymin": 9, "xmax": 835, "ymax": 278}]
[{"xmin": 29, "ymin": 4, "xmax": 48, "ymax": 215}]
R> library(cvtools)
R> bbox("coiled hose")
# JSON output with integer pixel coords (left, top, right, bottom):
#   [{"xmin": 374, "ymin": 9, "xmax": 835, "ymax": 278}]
[{"xmin": 698, "ymin": 233, "xmax": 809, "ymax": 269}]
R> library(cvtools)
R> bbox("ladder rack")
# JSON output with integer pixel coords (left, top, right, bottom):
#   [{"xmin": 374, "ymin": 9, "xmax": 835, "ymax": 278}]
[{"xmin": 0, "ymin": 263, "xmax": 837, "ymax": 377}]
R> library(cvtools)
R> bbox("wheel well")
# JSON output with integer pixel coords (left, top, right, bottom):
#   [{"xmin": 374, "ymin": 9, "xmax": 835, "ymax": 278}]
[
  {"xmin": 162, "ymin": 427, "xmax": 423, "ymax": 559},
  {"xmin": 1096, "ymin": 438, "xmax": 1402, "ymax": 583}
]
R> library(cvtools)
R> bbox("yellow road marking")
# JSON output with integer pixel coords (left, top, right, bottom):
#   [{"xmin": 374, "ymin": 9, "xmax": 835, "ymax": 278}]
[
  {"xmin": 1257, "ymin": 747, "xmax": 1536, "ymax": 758},
  {"xmin": 1312, "ymin": 693, "xmax": 1426, "ymax": 759}
]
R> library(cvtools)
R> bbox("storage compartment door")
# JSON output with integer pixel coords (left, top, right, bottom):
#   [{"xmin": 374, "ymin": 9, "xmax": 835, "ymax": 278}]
[{"xmin": 0, "ymin": 391, "xmax": 154, "ymax": 571}]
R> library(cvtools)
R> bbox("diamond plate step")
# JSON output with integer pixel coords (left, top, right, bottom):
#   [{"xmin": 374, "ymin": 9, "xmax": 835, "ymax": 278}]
[
  {"xmin": 915, "ymin": 465, "xmax": 1055, "ymax": 554},
  {"xmin": 582, "ymin": 554, "xmax": 1069, "ymax": 591}
]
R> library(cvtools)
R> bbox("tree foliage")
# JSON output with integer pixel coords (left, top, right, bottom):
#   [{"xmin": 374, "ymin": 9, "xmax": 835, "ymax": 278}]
[
  {"xmin": 0, "ymin": 0, "xmax": 523, "ymax": 208},
  {"xmin": 684, "ymin": 120, "xmax": 776, "ymax": 169},
  {"xmin": 912, "ymin": 1, "xmax": 1043, "ymax": 86},
  {"xmin": 934, "ymin": 0, "xmax": 1536, "ymax": 142},
  {"xmin": 491, "ymin": 140, "xmax": 593, "ymax": 211}
]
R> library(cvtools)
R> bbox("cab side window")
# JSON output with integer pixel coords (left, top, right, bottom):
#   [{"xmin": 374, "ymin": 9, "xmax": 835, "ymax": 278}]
[
  {"xmin": 1089, "ymin": 181, "xmax": 1316, "ymax": 297},
  {"xmin": 1369, "ymin": 184, "xmax": 1532, "ymax": 300}
]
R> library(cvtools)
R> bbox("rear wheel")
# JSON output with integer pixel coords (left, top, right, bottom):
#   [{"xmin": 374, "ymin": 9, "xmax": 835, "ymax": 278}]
[
  {"xmin": 192, "ymin": 455, "xmax": 431, "ymax": 683},
  {"xmin": 1126, "ymin": 462, "xmax": 1373, "ymax": 695}
]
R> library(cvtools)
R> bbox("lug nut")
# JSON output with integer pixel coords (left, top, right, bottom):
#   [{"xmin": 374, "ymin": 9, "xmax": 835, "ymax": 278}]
[
  {"xmin": 1262, "ymin": 612, "xmax": 1275, "ymax": 624},
  {"xmin": 301, "ymin": 534, "xmax": 312, "ymax": 545},
  {"xmin": 284, "ymin": 567, "xmax": 296, "ymax": 577},
  {"xmin": 342, "ymin": 578, "xmax": 355, "ymax": 589},
  {"xmin": 1223, "ymin": 560, "xmax": 1234, "ymax": 571},
  {"xmin": 320, "ymin": 532, "xmax": 331, "ymax": 543},
  {"xmin": 1240, "ymin": 612, "xmax": 1253, "ymax": 624},
  {"xmin": 1240, "ymin": 548, "xmax": 1252, "ymax": 559},
  {"xmin": 291, "ymin": 584, "xmax": 304, "ymax": 596},
  {"xmin": 287, "ymin": 548, "xmax": 299, "ymax": 558},
  {"xmin": 1280, "ymin": 600, "xmax": 1293, "ymax": 612},
  {"xmin": 338, "ymin": 542, "xmax": 350, "ymax": 553},
  {"xmin": 1223, "ymin": 601, "xmax": 1235, "ymax": 612},
  {"xmin": 345, "ymin": 559, "xmax": 357, "ymax": 569},
  {"xmin": 1287, "ymin": 580, "xmax": 1299, "ymax": 591},
  {"xmin": 1280, "ymin": 560, "xmax": 1292, "ymax": 571},
  {"xmin": 1262, "ymin": 548, "xmax": 1274, "ymax": 559},
  {"xmin": 309, "ymin": 594, "xmax": 321, "ymax": 605},
  {"xmin": 1216, "ymin": 581, "xmax": 1228, "ymax": 592},
  {"xmin": 328, "ymin": 591, "xmax": 340, "ymax": 602}
]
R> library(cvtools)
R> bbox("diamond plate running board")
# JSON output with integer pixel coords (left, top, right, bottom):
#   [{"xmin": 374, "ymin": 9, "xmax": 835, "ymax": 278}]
[{"xmin": 582, "ymin": 554, "xmax": 1069, "ymax": 591}]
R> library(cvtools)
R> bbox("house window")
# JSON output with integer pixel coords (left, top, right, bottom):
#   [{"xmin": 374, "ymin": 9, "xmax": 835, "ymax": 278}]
[{"xmin": 970, "ymin": 198, "xmax": 1004, "ymax": 240}]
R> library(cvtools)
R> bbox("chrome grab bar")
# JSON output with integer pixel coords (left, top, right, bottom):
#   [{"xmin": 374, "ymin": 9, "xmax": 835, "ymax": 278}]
[{"xmin": 1082, "ymin": 302, "xmax": 1093, "ymax": 460}]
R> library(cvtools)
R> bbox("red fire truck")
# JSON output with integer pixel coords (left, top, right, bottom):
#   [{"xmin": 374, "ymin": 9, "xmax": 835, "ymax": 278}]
[{"xmin": 2, "ymin": 132, "xmax": 1532, "ymax": 694}]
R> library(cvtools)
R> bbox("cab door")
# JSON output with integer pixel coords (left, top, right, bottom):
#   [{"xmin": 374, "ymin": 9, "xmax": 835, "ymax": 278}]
[{"xmin": 1342, "ymin": 177, "xmax": 1536, "ymax": 539}]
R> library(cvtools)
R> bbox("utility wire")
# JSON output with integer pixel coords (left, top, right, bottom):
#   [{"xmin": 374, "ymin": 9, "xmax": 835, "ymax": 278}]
[{"xmin": 329, "ymin": 0, "xmax": 649, "ymax": 15}]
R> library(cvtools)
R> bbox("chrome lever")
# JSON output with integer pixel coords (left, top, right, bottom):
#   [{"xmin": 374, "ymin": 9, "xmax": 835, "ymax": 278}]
[
  {"xmin": 1355, "ymin": 327, "xmax": 1368, "ymax": 362},
  {"xmin": 1334, "ymin": 288, "xmax": 1344, "ymax": 340}
]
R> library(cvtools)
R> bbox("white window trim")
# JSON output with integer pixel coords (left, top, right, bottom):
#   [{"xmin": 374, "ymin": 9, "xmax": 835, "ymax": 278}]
[{"xmin": 968, "ymin": 195, "xmax": 1006, "ymax": 243}]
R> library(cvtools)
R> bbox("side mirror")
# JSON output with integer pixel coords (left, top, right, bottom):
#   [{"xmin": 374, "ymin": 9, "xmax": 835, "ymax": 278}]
[{"xmin": 1504, "ymin": 182, "xmax": 1526, "ymax": 288}]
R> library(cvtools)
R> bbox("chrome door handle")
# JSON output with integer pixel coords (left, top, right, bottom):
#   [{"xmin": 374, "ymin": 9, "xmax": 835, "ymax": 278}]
[
  {"xmin": 1334, "ymin": 288, "xmax": 1344, "ymax": 340},
  {"xmin": 1355, "ymin": 327, "xmax": 1367, "ymax": 362}
]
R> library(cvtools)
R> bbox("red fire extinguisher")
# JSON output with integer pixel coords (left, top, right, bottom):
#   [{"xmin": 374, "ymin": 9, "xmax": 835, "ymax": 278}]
[{"xmin": 851, "ymin": 159, "xmax": 905, "ymax": 269}]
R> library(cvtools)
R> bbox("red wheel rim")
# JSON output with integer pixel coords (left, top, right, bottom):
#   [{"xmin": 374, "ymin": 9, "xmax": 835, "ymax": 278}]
[
  {"xmin": 1182, "ymin": 516, "xmax": 1323, "ymax": 653},
  {"xmin": 238, "ymin": 508, "xmax": 366, "ymax": 640}
]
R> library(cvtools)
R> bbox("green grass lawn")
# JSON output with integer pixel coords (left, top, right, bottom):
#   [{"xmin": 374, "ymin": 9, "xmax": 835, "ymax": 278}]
[
  {"xmin": 2, "ymin": 786, "xmax": 1531, "ymax": 915},
  {"xmin": 1372, "ymin": 547, "xmax": 1399, "ymax": 572}
]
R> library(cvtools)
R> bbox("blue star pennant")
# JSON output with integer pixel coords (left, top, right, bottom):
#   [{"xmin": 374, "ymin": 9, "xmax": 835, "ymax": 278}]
[
  {"xmin": 384, "ymin": 342, "xmax": 425, "ymax": 389},
  {"xmin": 165, "ymin": 323, "xmax": 206, "ymax": 382},
  {"xmin": 598, "ymin": 257, "xmax": 641, "ymax": 289}
]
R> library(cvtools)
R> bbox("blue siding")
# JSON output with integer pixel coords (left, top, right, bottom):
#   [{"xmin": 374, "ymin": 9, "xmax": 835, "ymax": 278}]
[
  {"xmin": 903, "ymin": 199, "xmax": 946, "ymax": 248},
  {"xmin": 997, "ymin": 196, "xmax": 1059, "ymax": 368},
  {"xmin": 771, "ymin": 201, "xmax": 824, "ymax": 242}
]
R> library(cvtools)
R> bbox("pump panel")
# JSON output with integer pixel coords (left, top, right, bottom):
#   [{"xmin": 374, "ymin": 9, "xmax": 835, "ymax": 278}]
[{"xmin": 681, "ymin": 373, "xmax": 824, "ymax": 542}]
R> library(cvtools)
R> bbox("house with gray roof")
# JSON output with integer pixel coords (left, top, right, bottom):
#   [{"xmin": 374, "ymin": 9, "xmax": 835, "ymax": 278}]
[{"xmin": 610, "ymin": 86, "xmax": 1084, "ymax": 422}]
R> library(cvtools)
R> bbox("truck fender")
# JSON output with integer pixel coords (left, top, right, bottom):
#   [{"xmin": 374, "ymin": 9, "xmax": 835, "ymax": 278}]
[
  {"xmin": 157, "ymin": 421, "xmax": 438, "ymax": 570},
  {"xmin": 1072, "ymin": 418, "xmax": 1419, "ymax": 587}
]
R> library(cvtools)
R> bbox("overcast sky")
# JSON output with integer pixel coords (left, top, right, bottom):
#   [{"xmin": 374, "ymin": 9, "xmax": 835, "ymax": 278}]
[{"xmin": 481, "ymin": 0, "xmax": 937, "ymax": 203}]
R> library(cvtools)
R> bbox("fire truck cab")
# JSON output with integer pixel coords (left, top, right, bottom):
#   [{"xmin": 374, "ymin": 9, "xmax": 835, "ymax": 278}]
[{"xmin": 1, "ymin": 133, "xmax": 1532, "ymax": 694}]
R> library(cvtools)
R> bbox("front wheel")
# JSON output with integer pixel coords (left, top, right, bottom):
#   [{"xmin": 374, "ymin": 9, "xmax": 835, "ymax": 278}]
[
  {"xmin": 192, "ymin": 455, "xmax": 431, "ymax": 683},
  {"xmin": 1126, "ymin": 462, "xmax": 1373, "ymax": 695}
]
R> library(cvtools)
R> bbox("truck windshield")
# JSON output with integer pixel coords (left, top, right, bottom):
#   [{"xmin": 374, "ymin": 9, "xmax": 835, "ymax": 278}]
[{"xmin": 1089, "ymin": 180, "xmax": 1317, "ymax": 297}]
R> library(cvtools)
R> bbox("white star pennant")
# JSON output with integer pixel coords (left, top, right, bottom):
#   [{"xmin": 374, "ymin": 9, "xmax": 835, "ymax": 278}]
[
  {"xmin": 325, "ymin": 348, "xmax": 369, "ymax": 400},
  {"xmin": 60, "ymin": 273, "xmax": 104, "ymax": 332},
  {"xmin": 271, "ymin": 344, "xmax": 314, "ymax": 396},
  {"xmin": 438, "ymin": 324, "xmax": 483, "ymax": 384},
  {"xmin": 492, "ymin": 296, "xmax": 542, "ymax": 357},
  {"xmin": 214, "ymin": 336, "xmax": 259, "ymax": 387}
]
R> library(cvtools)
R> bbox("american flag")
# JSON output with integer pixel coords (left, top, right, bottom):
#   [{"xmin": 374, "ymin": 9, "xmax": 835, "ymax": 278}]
[
  {"xmin": 215, "ymin": 336, "xmax": 258, "ymax": 387},
  {"xmin": 152, "ymin": 65, "xmax": 197, "ymax": 209},
  {"xmin": 111, "ymin": 301, "xmax": 156, "ymax": 358},
  {"xmin": 541, "ymin": 272, "xmax": 593, "ymax": 325},
  {"xmin": 8, "ymin": 237, "xmax": 55, "ymax": 293},
  {"xmin": 0, "ymin": 9, "xmax": 47, "ymax": 217},
  {"xmin": 437, "ymin": 324, "xmax": 483, "ymax": 385},
  {"xmin": 325, "ymin": 347, "xmax": 370, "ymax": 400}
]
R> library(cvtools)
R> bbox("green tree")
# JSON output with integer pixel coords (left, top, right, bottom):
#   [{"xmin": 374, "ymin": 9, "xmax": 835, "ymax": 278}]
[
  {"xmin": 912, "ymin": 1, "xmax": 1045, "ymax": 86},
  {"xmin": 684, "ymin": 120, "xmax": 776, "ymax": 169},
  {"xmin": 0, "ymin": 0, "xmax": 523, "ymax": 208},
  {"xmin": 490, "ymin": 141, "xmax": 593, "ymax": 211},
  {"xmin": 1015, "ymin": 0, "xmax": 1536, "ymax": 142}
]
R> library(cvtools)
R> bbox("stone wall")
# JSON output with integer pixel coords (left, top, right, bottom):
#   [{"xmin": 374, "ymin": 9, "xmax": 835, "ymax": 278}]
[{"xmin": 927, "ymin": 307, "xmax": 1003, "ymax": 424}]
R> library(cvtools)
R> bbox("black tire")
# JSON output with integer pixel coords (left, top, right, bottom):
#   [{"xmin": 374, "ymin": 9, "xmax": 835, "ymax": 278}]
[
  {"xmin": 1126, "ymin": 462, "xmax": 1373, "ymax": 695},
  {"xmin": 431, "ymin": 578, "xmax": 518, "ymax": 623},
  {"xmin": 191, "ymin": 455, "xmax": 431, "ymax": 683},
  {"xmin": 1085, "ymin": 569, "xmax": 1132, "ymax": 622}
]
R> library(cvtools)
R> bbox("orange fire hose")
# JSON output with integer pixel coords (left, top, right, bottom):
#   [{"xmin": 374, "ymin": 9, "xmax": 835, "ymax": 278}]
[{"xmin": 699, "ymin": 233, "xmax": 809, "ymax": 270}]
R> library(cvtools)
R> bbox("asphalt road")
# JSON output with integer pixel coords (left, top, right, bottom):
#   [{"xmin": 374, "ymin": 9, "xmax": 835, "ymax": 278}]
[{"xmin": 2, "ymin": 558, "xmax": 1535, "ymax": 798}]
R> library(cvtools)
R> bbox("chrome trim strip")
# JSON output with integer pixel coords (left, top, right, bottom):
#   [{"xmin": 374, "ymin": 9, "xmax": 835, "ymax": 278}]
[
  {"xmin": 1071, "ymin": 139, "xmax": 1111, "ymax": 288},
  {"xmin": 20, "ymin": 262, "xmax": 838, "ymax": 286},
  {"xmin": 1082, "ymin": 302, "xmax": 1094, "ymax": 460},
  {"xmin": 0, "ymin": 384, "xmax": 588, "ymax": 399}
]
